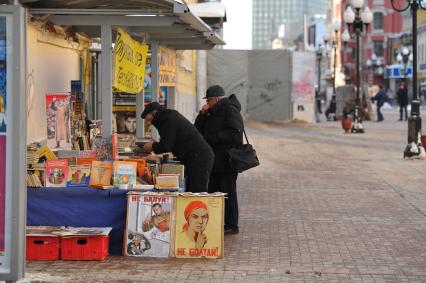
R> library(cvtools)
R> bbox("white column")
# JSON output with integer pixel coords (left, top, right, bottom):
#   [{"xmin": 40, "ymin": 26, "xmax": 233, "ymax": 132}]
[
  {"xmin": 136, "ymin": 89, "xmax": 144, "ymax": 139},
  {"xmin": 150, "ymin": 41, "xmax": 159, "ymax": 140}
]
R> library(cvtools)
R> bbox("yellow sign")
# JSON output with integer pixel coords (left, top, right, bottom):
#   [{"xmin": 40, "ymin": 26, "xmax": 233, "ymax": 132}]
[
  {"xmin": 159, "ymin": 46, "xmax": 176, "ymax": 87},
  {"xmin": 114, "ymin": 28, "xmax": 149, "ymax": 94}
]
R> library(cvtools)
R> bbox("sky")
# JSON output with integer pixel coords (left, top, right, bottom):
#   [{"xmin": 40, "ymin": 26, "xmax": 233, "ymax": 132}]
[{"xmin": 221, "ymin": 0, "xmax": 252, "ymax": 50}]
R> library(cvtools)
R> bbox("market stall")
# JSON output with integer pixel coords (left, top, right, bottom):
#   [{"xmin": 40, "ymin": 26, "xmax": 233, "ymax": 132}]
[{"xmin": 17, "ymin": 0, "xmax": 226, "ymax": 260}]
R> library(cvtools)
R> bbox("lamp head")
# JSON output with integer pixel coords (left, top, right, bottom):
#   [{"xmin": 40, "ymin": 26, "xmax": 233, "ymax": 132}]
[
  {"xmin": 351, "ymin": 0, "xmax": 364, "ymax": 10},
  {"xmin": 323, "ymin": 32, "xmax": 330, "ymax": 45},
  {"xmin": 402, "ymin": 46, "xmax": 410, "ymax": 56},
  {"xmin": 341, "ymin": 29, "xmax": 350, "ymax": 44},
  {"xmin": 316, "ymin": 48, "xmax": 323, "ymax": 59},
  {"xmin": 361, "ymin": 7, "xmax": 373, "ymax": 24},
  {"xmin": 344, "ymin": 6, "xmax": 356, "ymax": 24},
  {"xmin": 333, "ymin": 20, "xmax": 341, "ymax": 32},
  {"xmin": 366, "ymin": 59, "xmax": 372, "ymax": 67}
]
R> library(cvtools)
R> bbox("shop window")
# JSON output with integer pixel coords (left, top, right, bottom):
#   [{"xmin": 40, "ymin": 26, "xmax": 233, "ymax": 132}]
[{"xmin": 373, "ymin": 12, "xmax": 384, "ymax": 30}]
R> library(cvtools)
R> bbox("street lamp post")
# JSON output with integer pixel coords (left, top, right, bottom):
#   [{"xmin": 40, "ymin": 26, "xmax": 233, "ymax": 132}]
[
  {"xmin": 391, "ymin": 1, "xmax": 426, "ymax": 158},
  {"xmin": 396, "ymin": 46, "xmax": 413, "ymax": 85},
  {"xmin": 343, "ymin": 0, "xmax": 373, "ymax": 134},
  {"xmin": 366, "ymin": 53, "xmax": 383, "ymax": 85},
  {"xmin": 323, "ymin": 21, "xmax": 341, "ymax": 120}
]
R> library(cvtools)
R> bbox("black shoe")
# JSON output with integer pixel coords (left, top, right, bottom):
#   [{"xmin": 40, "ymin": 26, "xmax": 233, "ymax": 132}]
[
  {"xmin": 398, "ymin": 119, "xmax": 403, "ymax": 121},
  {"xmin": 224, "ymin": 226, "xmax": 239, "ymax": 235}
]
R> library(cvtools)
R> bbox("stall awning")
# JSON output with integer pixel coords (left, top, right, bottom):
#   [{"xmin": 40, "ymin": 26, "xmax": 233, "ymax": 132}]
[
  {"xmin": 187, "ymin": 2, "xmax": 226, "ymax": 32},
  {"xmin": 188, "ymin": 2, "xmax": 226, "ymax": 19},
  {"xmin": 20, "ymin": 0, "xmax": 225, "ymax": 49}
]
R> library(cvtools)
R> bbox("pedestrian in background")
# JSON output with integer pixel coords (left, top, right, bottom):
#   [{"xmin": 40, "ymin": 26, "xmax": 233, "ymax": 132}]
[
  {"xmin": 325, "ymin": 96, "xmax": 337, "ymax": 121},
  {"xmin": 195, "ymin": 85, "xmax": 244, "ymax": 235},
  {"xmin": 371, "ymin": 85, "xmax": 386, "ymax": 122},
  {"xmin": 397, "ymin": 82, "xmax": 408, "ymax": 121}
]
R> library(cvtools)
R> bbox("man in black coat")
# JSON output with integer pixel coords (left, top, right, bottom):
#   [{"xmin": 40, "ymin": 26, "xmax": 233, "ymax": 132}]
[
  {"xmin": 141, "ymin": 102, "xmax": 214, "ymax": 193},
  {"xmin": 194, "ymin": 85, "xmax": 244, "ymax": 234},
  {"xmin": 397, "ymin": 82, "xmax": 408, "ymax": 121},
  {"xmin": 371, "ymin": 85, "xmax": 386, "ymax": 122}
]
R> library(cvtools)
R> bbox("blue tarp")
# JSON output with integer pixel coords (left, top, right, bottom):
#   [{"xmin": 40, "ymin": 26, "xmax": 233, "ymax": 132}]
[{"xmin": 27, "ymin": 187, "xmax": 128, "ymax": 255}]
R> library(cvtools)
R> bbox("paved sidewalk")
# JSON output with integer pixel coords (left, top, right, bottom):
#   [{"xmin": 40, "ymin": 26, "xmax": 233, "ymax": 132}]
[{"xmin": 22, "ymin": 110, "xmax": 426, "ymax": 283}]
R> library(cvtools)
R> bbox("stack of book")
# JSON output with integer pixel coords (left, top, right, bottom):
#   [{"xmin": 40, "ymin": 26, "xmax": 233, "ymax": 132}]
[{"xmin": 27, "ymin": 163, "xmax": 46, "ymax": 188}]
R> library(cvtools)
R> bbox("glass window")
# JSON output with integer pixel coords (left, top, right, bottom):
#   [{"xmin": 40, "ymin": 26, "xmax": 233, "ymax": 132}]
[
  {"xmin": 374, "ymin": 40, "xmax": 384, "ymax": 57},
  {"xmin": 373, "ymin": 12, "xmax": 384, "ymax": 30}
]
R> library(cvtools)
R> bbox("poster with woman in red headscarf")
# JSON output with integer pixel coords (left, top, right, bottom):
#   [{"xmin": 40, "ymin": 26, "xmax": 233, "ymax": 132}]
[{"xmin": 174, "ymin": 194, "xmax": 224, "ymax": 259}]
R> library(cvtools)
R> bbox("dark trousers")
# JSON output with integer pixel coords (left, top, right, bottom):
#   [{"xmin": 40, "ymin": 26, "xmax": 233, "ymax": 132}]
[
  {"xmin": 399, "ymin": 105, "xmax": 408, "ymax": 120},
  {"xmin": 377, "ymin": 105, "xmax": 384, "ymax": 121},
  {"xmin": 208, "ymin": 172, "xmax": 239, "ymax": 228},
  {"xmin": 185, "ymin": 151, "xmax": 213, "ymax": 193}
]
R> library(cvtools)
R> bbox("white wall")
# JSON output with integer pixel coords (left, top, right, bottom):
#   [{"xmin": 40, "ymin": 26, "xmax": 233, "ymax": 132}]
[
  {"xmin": 177, "ymin": 92, "xmax": 197, "ymax": 122},
  {"xmin": 27, "ymin": 24, "xmax": 81, "ymax": 143}
]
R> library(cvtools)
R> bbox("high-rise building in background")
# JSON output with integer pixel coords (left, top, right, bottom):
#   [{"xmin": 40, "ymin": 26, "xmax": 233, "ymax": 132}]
[{"xmin": 252, "ymin": 0, "xmax": 328, "ymax": 49}]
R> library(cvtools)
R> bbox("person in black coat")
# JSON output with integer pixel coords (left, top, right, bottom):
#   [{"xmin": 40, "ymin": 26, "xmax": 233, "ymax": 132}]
[
  {"xmin": 141, "ymin": 102, "xmax": 214, "ymax": 193},
  {"xmin": 325, "ymin": 96, "xmax": 337, "ymax": 121},
  {"xmin": 397, "ymin": 82, "xmax": 408, "ymax": 121},
  {"xmin": 194, "ymin": 85, "xmax": 244, "ymax": 234},
  {"xmin": 371, "ymin": 85, "xmax": 386, "ymax": 122}
]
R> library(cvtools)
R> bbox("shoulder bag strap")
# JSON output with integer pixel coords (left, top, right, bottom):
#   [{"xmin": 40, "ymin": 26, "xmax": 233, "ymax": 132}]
[{"xmin": 243, "ymin": 127, "xmax": 250, "ymax": 144}]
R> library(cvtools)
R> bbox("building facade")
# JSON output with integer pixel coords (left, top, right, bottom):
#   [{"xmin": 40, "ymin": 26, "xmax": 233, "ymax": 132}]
[
  {"xmin": 252, "ymin": 0, "xmax": 328, "ymax": 49},
  {"xmin": 341, "ymin": 0, "xmax": 403, "ymax": 89},
  {"xmin": 326, "ymin": 0, "xmax": 345, "ymax": 92}
]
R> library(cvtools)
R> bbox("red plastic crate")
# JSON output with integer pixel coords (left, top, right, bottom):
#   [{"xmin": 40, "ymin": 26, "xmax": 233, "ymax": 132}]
[
  {"xmin": 61, "ymin": 236, "xmax": 109, "ymax": 260},
  {"xmin": 26, "ymin": 236, "xmax": 60, "ymax": 260}
]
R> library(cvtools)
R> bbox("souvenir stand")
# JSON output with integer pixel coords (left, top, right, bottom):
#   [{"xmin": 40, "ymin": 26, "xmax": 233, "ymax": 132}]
[{"xmin": 23, "ymin": 0, "xmax": 225, "ymax": 256}]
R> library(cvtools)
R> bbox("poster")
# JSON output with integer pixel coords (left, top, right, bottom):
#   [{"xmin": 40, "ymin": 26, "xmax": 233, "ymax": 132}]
[
  {"xmin": 174, "ymin": 195, "xmax": 224, "ymax": 259},
  {"xmin": 113, "ymin": 161, "xmax": 137, "ymax": 187},
  {"xmin": 159, "ymin": 46, "xmax": 176, "ymax": 87},
  {"xmin": 67, "ymin": 165, "xmax": 90, "ymax": 187},
  {"xmin": 0, "ymin": 13, "xmax": 11, "ymax": 273},
  {"xmin": 0, "ymin": 136, "xmax": 5, "ymax": 253},
  {"xmin": 46, "ymin": 160, "xmax": 68, "ymax": 188},
  {"xmin": 144, "ymin": 56, "xmax": 170, "ymax": 106},
  {"xmin": 113, "ymin": 28, "xmax": 149, "ymax": 94},
  {"xmin": 125, "ymin": 193, "xmax": 175, "ymax": 257},
  {"xmin": 291, "ymin": 52, "xmax": 316, "ymax": 123},
  {"xmin": 144, "ymin": 57, "xmax": 151, "ymax": 94},
  {"xmin": 46, "ymin": 94, "xmax": 71, "ymax": 150},
  {"xmin": 114, "ymin": 110, "xmax": 136, "ymax": 134},
  {"xmin": 291, "ymin": 51, "xmax": 315, "ymax": 102},
  {"xmin": 0, "ymin": 15, "xmax": 6, "ymax": 257},
  {"xmin": 159, "ymin": 86, "xmax": 167, "ymax": 106}
]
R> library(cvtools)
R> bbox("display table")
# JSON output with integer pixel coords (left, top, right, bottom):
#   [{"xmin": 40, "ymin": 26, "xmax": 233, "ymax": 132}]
[{"xmin": 27, "ymin": 186, "xmax": 128, "ymax": 255}]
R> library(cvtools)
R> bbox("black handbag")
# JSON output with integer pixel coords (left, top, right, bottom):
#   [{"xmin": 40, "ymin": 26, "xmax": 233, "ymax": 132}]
[{"xmin": 227, "ymin": 129, "xmax": 260, "ymax": 173}]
